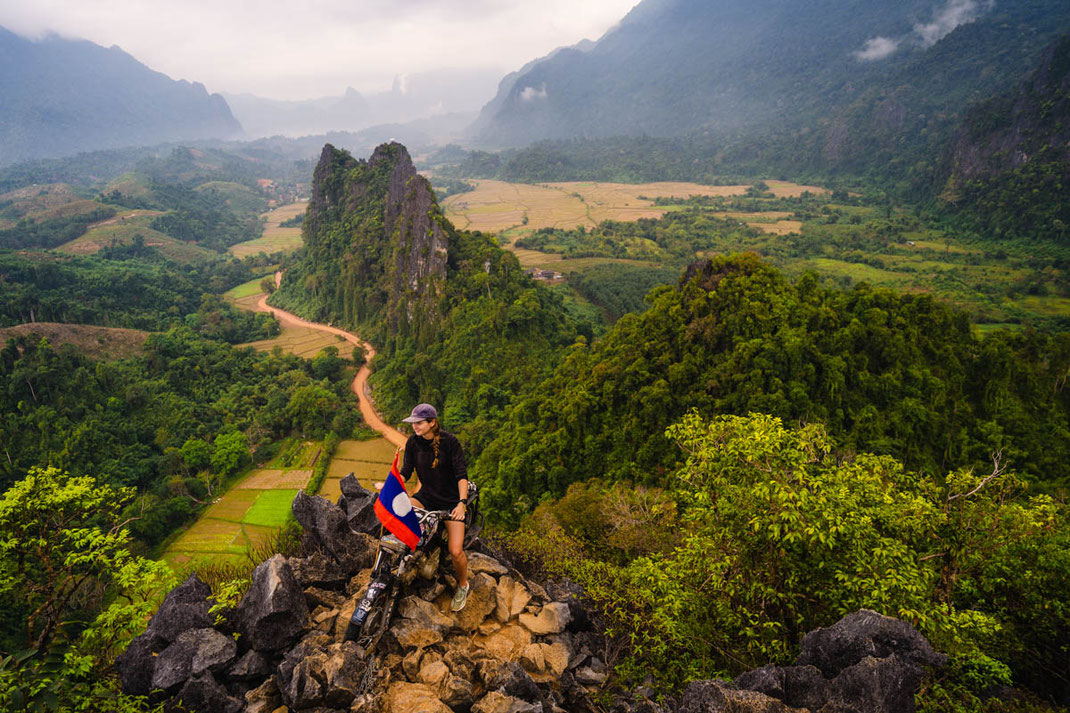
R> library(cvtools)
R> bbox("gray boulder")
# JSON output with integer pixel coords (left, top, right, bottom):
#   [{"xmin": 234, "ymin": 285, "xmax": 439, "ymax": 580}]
[
  {"xmin": 339, "ymin": 473, "xmax": 381, "ymax": 536},
  {"xmin": 733, "ymin": 665, "xmax": 828, "ymax": 711},
  {"xmin": 290, "ymin": 551, "xmax": 351, "ymax": 589},
  {"xmin": 292, "ymin": 490, "xmax": 376, "ymax": 573},
  {"xmin": 175, "ymin": 671, "xmax": 243, "ymax": 713},
  {"xmin": 227, "ymin": 649, "xmax": 273, "ymax": 681},
  {"xmin": 146, "ymin": 573, "xmax": 213, "ymax": 642},
  {"xmin": 113, "ymin": 630, "xmax": 167, "ymax": 696},
  {"xmin": 796, "ymin": 609, "xmax": 947, "ymax": 677},
  {"xmin": 151, "ymin": 627, "xmax": 237, "ymax": 693},
  {"xmin": 235, "ymin": 554, "xmax": 310, "ymax": 652},
  {"xmin": 679, "ymin": 680, "xmax": 802, "ymax": 712},
  {"xmin": 723, "ymin": 610, "xmax": 948, "ymax": 713}
]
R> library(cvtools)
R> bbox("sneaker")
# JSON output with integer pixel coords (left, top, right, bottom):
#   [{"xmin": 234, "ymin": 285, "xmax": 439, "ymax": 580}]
[{"xmin": 451, "ymin": 583, "xmax": 470, "ymax": 612}]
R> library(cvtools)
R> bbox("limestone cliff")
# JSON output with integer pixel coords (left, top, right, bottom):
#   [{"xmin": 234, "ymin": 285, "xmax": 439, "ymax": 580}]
[
  {"xmin": 273, "ymin": 142, "xmax": 449, "ymax": 343},
  {"xmin": 937, "ymin": 35, "xmax": 1070, "ymax": 241}
]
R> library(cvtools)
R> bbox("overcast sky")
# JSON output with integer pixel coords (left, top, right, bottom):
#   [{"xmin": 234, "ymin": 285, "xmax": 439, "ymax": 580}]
[{"xmin": 0, "ymin": 0, "xmax": 639, "ymax": 101}]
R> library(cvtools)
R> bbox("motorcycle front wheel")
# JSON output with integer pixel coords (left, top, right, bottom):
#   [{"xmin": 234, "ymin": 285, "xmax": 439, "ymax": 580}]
[{"xmin": 355, "ymin": 587, "xmax": 397, "ymax": 653}]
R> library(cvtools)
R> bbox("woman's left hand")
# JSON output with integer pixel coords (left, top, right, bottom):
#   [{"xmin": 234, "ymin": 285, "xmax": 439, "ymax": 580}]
[{"xmin": 450, "ymin": 502, "xmax": 466, "ymax": 522}]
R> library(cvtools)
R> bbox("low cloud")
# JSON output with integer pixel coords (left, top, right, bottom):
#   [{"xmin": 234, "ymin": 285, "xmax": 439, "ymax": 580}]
[
  {"xmin": 519, "ymin": 84, "xmax": 548, "ymax": 102},
  {"xmin": 854, "ymin": 0, "xmax": 995, "ymax": 62},
  {"xmin": 915, "ymin": 0, "xmax": 994, "ymax": 47},
  {"xmin": 854, "ymin": 36, "xmax": 901, "ymax": 61}
]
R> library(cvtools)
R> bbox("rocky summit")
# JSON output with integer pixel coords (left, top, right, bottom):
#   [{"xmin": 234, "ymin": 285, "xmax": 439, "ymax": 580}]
[{"xmin": 116, "ymin": 479, "xmax": 947, "ymax": 712}]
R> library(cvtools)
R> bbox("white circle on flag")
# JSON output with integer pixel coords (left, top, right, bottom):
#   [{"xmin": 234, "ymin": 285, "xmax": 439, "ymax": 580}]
[{"xmin": 392, "ymin": 492, "xmax": 412, "ymax": 517}]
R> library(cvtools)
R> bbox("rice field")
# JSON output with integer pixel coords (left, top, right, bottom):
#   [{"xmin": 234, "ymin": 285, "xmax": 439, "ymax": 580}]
[
  {"xmin": 241, "ymin": 325, "xmax": 348, "ymax": 359},
  {"xmin": 225, "ymin": 276, "xmax": 273, "ymax": 301},
  {"xmin": 228, "ymin": 202, "xmax": 307, "ymax": 258},
  {"xmin": 443, "ymin": 179, "xmax": 823, "ymax": 244},
  {"xmin": 161, "ymin": 442, "xmax": 320, "ymax": 568},
  {"xmin": 318, "ymin": 438, "xmax": 397, "ymax": 502}
]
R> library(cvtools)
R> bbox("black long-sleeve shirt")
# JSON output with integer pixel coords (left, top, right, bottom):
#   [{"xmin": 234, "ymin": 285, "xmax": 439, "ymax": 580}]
[{"xmin": 399, "ymin": 430, "xmax": 467, "ymax": 508}]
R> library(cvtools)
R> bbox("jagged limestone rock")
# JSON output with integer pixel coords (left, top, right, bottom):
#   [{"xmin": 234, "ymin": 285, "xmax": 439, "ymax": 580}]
[
  {"xmin": 146, "ymin": 573, "xmax": 213, "ymax": 642},
  {"xmin": 174, "ymin": 671, "xmax": 243, "ymax": 713},
  {"xmin": 243, "ymin": 676, "xmax": 281, "ymax": 713},
  {"xmin": 234, "ymin": 554, "xmax": 310, "ymax": 652},
  {"xmin": 454, "ymin": 572, "xmax": 500, "ymax": 631},
  {"xmin": 292, "ymin": 490, "xmax": 376, "ymax": 573},
  {"xmin": 472, "ymin": 690, "xmax": 541, "ymax": 713},
  {"xmin": 290, "ymin": 550, "xmax": 350, "ymax": 589},
  {"xmin": 151, "ymin": 628, "xmax": 237, "ymax": 692},
  {"xmin": 732, "ymin": 664, "xmax": 828, "ymax": 712},
  {"xmin": 678, "ymin": 680, "xmax": 805, "ymax": 713},
  {"xmin": 796, "ymin": 609, "xmax": 947, "ymax": 677},
  {"xmin": 339, "ymin": 473, "xmax": 380, "ymax": 535},
  {"xmin": 495, "ymin": 575, "xmax": 533, "ymax": 623},
  {"xmin": 384, "ymin": 681, "xmax": 453, "ymax": 713},
  {"xmin": 227, "ymin": 649, "xmax": 272, "ymax": 682},
  {"xmin": 113, "ymin": 629, "xmax": 166, "ymax": 696}
]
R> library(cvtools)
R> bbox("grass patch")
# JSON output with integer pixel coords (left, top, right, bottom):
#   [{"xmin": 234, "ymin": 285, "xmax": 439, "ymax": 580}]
[
  {"xmin": 228, "ymin": 202, "xmax": 307, "ymax": 258},
  {"xmin": 58, "ymin": 210, "xmax": 216, "ymax": 263},
  {"xmin": 242, "ymin": 489, "xmax": 299, "ymax": 528},
  {"xmin": 334, "ymin": 438, "xmax": 397, "ymax": 463},
  {"xmin": 225, "ymin": 277, "xmax": 269, "ymax": 301},
  {"xmin": 236, "ymin": 469, "xmax": 312, "ymax": 489}
]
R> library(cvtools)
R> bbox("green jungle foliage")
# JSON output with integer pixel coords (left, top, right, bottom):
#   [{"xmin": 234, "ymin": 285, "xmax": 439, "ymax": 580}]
[
  {"xmin": 0, "ymin": 467, "xmax": 174, "ymax": 712},
  {"xmin": 475, "ymin": 255, "xmax": 1070, "ymax": 524},
  {"xmin": 0, "ymin": 327, "xmax": 362, "ymax": 540},
  {"xmin": 568, "ymin": 263, "xmax": 679, "ymax": 322},
  {"xmin": 505, "ymin": 412, "xmax": 1070, "ymax": 703},
  {"xmin": 0, "ymin": 251, "xmax": 268, "ymax": 330},
  {"xmin": 0, "ymin": 205, "xmax": 117, "ymax": 250}
]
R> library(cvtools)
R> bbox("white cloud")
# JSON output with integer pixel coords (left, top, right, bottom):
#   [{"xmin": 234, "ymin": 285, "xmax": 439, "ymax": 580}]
[
  {"xmin": 854, "ymin": 36, "xmax": 901, "ymax": 61},
  {"xmin": 914, "ymin": 0, "xmax": 994, "ymax": 47},
  {"xmin": 519, "ymin": 84, "xmax": 548, "ymax": 102}
]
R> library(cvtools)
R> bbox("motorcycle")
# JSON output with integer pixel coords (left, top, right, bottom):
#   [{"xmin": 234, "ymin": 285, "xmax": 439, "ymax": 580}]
[{"xmin": 343, "ymin": 482, "xmax": 483, "ymax": 652}]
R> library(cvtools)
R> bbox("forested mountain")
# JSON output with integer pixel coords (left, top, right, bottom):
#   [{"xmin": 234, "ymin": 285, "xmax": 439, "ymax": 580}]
[
  {"xmin": 471, "ymin": 0, "xmax": 1070, "ymax": 197},
  {"xmin": 270, "ymin": 142, "xmax": 588, "ymax": 449},
  {"xmin": 938, "ymin": 34, "xmax": 1070, "ymax": 243},
  {"xmin": 475, "ymin": 254, "xmax": 1070, "ymax": 522},
  {"xmin": 0, "ymin": 27, "xmax": 241, "ymax": 166}
]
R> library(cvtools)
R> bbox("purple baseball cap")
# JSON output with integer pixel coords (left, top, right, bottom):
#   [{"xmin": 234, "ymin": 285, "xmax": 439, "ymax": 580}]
[{"xmin": 402, "ymin": 403, "xmax": 438, "ymax": 423}]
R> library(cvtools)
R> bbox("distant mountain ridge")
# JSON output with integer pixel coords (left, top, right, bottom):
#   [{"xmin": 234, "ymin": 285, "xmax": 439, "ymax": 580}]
[
  {"xmin": 0, "ymin": 27, "xmax": 242, "ymax": 166},
  {"xmin": 472, "ymin": 0, "xmax": 1070, "ymax": 163}
]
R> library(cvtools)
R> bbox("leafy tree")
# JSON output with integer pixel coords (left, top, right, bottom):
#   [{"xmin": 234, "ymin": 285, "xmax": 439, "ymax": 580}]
[
  {"xmin": 179, "ymin": 437, "xmax": 211, "ymax": 474},
  {"xmin": 287, "ymin": 384, "xmax": 340, "ymax": 437},
  {"xmin": 0, "ymin": 467, "xmax": 173, "ymax": 710},
  {"xmin": 508, "ymin": 412, "xmax": 1067, "ymax": 695},
  {"xmin": 210, "ymin": 431, "xmax": 249, "ymax": 478}
]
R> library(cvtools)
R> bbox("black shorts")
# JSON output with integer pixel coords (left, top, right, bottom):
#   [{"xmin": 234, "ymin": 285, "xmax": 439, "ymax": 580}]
[{"xmin": 411, "ymin": 490, "xmax": 459, "ymax": 514}]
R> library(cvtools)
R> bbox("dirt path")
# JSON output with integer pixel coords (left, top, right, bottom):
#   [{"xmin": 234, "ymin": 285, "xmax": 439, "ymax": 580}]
[{"xmin": 254, "ymin": 277, "xmax": 406, "ymax": 448}]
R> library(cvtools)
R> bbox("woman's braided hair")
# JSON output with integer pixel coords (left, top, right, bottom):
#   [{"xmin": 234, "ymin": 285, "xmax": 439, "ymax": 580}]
[{"xmin": 430, "ymin": 419, "xmax": 441, "ymax": 468}]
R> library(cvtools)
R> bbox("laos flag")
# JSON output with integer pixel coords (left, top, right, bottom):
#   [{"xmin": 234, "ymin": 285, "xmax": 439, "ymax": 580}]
[{"xmin": 374, "ymin": 453, "xmax": 422, "ymax": 550}]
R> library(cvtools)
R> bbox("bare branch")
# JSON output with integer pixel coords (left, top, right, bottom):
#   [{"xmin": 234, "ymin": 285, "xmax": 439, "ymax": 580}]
[{"xmin": 947, "ymin": 451, "xmax": 1005, "ymax": 502}]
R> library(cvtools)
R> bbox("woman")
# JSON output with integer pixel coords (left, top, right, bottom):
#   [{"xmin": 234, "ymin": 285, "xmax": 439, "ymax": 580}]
[{"xmin": 399, "ymin": 403, "xmax": 470, "ymax": 612}]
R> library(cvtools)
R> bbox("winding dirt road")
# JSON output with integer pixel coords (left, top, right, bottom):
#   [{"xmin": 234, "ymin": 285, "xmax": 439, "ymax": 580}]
[{"xmin": 254, "ymin": 285, "xmax": 406, "ymax": 448}]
